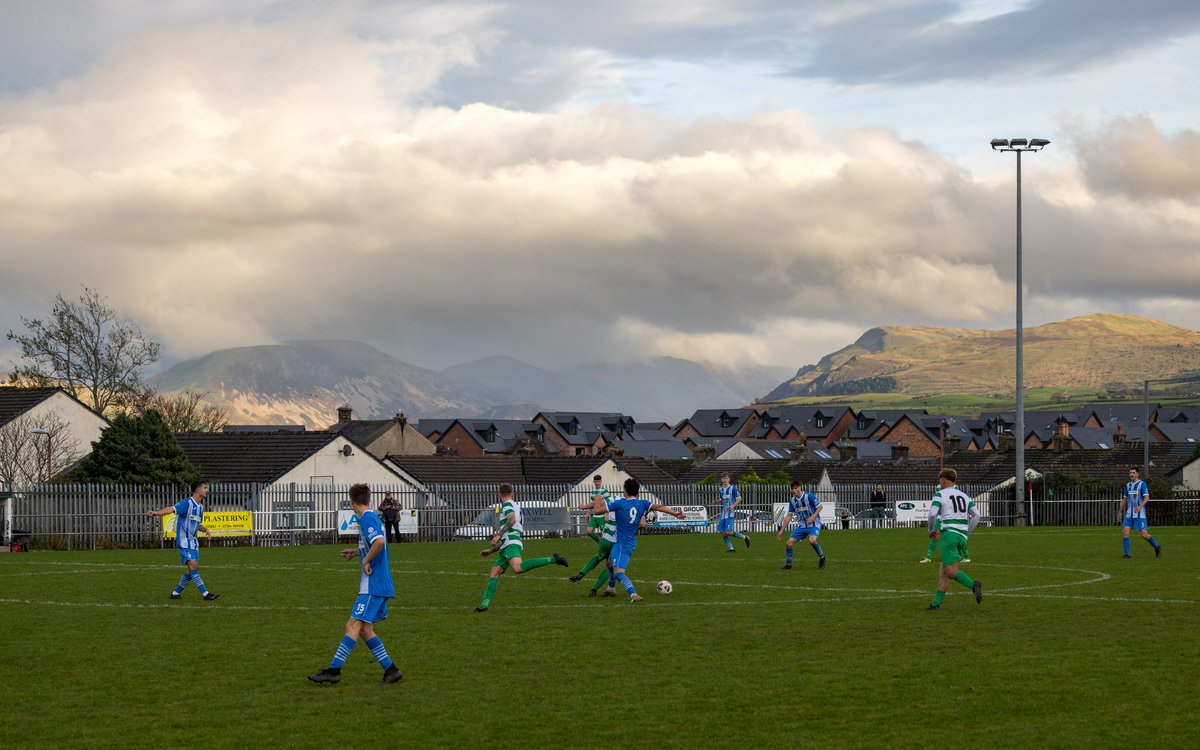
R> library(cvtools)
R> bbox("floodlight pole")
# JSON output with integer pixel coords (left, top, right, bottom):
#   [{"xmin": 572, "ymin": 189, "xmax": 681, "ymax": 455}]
[{"xmin": 992, "ymin": 137, "xmax": 1049, "ymax": 526}]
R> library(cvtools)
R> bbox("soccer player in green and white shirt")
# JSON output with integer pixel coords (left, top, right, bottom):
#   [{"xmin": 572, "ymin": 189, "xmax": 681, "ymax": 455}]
[
  {"xmin": 570, "ymin": 484, "xmax": 618, "ymax": 596},
  {"xmin": 475, "ymin": 483, "xmax": 568, "ymax": 612},
  {"xmin": 926, "ymin": 468, "xmax": 983, "ymax": 610},
  {"xmin": 585, "ymin": 475, "xmax": 611, "ymax": 542}
]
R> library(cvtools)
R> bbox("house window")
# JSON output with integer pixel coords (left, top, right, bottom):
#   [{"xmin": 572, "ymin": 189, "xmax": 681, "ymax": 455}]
[
  {"xmin": 857, "ymin": 419, "xmax": 868, "ymax": 430},
  {"xmin": 815, "ymin": 417, "xmax": 827, "ymax": 428},
  {"xmin": 575, "ymin": 447, "xmax": 586, "ymax": 455}
]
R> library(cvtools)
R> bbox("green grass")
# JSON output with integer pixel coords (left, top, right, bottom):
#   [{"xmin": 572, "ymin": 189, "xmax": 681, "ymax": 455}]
[
  {"xmin": 776, "ymin": 389, "xmax": 1200, "ymax": 415},
  {"xmin": 2, "ymin": 529, "xmax": 1197, "ymax": 749}
]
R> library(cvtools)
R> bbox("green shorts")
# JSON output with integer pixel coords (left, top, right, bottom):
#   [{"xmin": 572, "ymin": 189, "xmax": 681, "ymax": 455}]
[
  {"xmin": 494, "ymin": 543, "xmax": 523, "ymax": 570},
  {"xmin": 595, "ymin": 538, "xmax": 614, "ymax": 557},
  {"xmin": 588, "ymin": 516, "xmax": 606, "ymax": 531},
  {"xmin": 939, "ymin": 531, "xmax": 969, "ymax": 566}
]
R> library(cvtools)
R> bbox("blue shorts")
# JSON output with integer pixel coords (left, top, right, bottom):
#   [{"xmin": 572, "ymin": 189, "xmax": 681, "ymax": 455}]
[
  {"xmin": 716, "ymin": 517, "xmax": 734, "ymax": 533},
  {"xmin": 789, "ymin": 526, "xmax": 820, "ymax": 541},
  {"xmin": 178, "ymin": 548, "xmax": 199, "ymax": 565},
  {"xmin": 350, "ymin": 594, "xmax": 390, "ymax": 623},
  {"xmin": 609, "ymin": 544, "xmax": 635, "ymax": 571},
  {"xmin": 1122, "ymin": 518, "xmax": 1148, "ymax": 530}
]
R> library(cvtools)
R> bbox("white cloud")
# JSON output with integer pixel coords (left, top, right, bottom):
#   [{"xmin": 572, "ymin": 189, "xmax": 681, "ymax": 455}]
[{"xmin": 0, "ymin": 13, "xmax": 1198, "ymax": 375}]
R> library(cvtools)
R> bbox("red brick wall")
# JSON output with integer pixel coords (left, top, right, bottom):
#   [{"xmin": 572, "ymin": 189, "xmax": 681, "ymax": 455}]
[
  {"xmin": 437, "ymin": 423, "xmax": 485, "ymax": 457},
  {"xmin": 881, "ymin": 420, "xmax": 940, "ymax": 457}
]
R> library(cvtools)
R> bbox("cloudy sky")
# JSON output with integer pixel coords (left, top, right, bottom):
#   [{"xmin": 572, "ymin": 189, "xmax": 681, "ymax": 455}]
[{"xmin": 2, "ymin": 0, "xmax": 1199, "ymax": 376}]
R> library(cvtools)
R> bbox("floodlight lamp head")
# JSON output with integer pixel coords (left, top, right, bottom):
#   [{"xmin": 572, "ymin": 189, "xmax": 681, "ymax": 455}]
[
  {"xmin": 990, "ymin": 138, "xmax": 1009, "ymax": 149},
  {"xmin": 1009, "ymin": 138, "xmax": 1028, "ymax": 147},
  {"xmin": 1029, "ymin": 138, "xmax": 1051, "ymax": 149}
]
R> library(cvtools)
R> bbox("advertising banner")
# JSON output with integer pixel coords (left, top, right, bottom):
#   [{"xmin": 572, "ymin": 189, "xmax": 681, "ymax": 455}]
[
  {"xmin": 338, "ymin": 509, "xmax": 419, "ymax": 535},
  {"xmin": 650, "ymin": 505, "xmax": 708, "ymax": 528},
  {"xmin": 162, "ymin": 511, "xmax": 252, "ymax": 538}
]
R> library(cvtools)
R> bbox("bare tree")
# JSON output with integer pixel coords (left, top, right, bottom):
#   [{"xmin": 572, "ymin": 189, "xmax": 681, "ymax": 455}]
[
  {"xmin": 128, "ymin": 390, "xmax": 230, "ymax": 432},
  {"xmin": 0, "ymin": 411, "xmax": 85, "ymax": 485},
  {"xmin": 6, "ymin": 287, "xmax": 161, "ymax": 415}
]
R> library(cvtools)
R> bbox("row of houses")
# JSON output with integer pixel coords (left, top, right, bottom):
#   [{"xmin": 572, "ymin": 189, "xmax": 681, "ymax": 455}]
[{"xmin": 4, "ymin": 387, "xmax": 1200, "ymax": 498}]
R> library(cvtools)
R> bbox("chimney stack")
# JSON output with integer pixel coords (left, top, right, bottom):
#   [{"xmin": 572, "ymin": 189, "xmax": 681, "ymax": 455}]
[
  {"xmin": 943, "ymin": 435, "xmax": 962, "ymax": 454},
  {"xmin": 394, "ymin": 411, "xmax": 407, "ymax": 428},
  {"xmin": 891, "ymin": 444, "xmax": 910, "ymax": 461},
  {"xmin": 337, "ymin": 404, "xmax": 353, "ymax": 424},
  {"xmin": 998, "ymin": 433, "xmax": 1016, "ymax": 453},
  {"xmin": 839, "ymin": 443, "xmax": 858, "ymax": 462},
  {"xmin": 1113, "ymin": 423, "xmax": 1127, "ymax": 444}
]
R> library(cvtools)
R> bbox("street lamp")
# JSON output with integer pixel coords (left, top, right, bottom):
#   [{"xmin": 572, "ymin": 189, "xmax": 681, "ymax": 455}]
[
  {"xmin": 991, "ymin": 136, "xmax": 1050, "ymax": 525},
  {"xmin": 30, "ymin": 428, "xmax": 52, "ymax": 481}
]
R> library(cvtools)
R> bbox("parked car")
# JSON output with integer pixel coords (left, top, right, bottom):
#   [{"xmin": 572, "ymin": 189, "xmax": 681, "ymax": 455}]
[{"xmin": 453, "ymin": 503, "xmax": 567, "ymax": 541}]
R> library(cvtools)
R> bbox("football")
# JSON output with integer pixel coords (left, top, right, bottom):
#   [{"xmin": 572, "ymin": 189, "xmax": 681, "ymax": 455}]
[{"xmin": 656, "ymin": 580, "xmax": 673, "ymax": 595}]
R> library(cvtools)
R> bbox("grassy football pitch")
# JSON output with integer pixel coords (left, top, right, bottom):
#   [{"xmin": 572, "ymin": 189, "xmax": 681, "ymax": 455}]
[{"xmin": 1, "ymin": 527, "xmax": 1196, "ymax": 749}]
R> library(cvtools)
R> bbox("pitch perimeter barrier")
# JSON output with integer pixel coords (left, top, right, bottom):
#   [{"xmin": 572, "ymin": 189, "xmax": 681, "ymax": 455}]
[{"xmin": 3, "ymin": 482, "xmax": 1196, "ymax": 550}]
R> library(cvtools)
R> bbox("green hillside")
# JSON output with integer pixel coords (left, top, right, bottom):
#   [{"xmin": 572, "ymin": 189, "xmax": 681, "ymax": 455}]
[{"xmin": 763, "ymin": 314, "xmax": 1200, "ymax": 410}]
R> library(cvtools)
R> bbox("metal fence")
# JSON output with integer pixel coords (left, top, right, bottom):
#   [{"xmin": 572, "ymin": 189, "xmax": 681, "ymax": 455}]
[{"xmin": 2, "ymin": 481, "xmax": 1197, "ymax": 550}]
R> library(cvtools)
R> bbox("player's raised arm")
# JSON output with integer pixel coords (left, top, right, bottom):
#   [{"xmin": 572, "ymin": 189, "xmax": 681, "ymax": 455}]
[
  {"xmin": 146, "ymin": 505, "xmax": 175, "ymax": 518},
  {"xmin": 649, "ymin": 502, "xmax": 685, "ymax": 519}
]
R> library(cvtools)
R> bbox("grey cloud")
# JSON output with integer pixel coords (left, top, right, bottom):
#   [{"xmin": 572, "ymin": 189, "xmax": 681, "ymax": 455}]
[
  {"xmin": 793, "ymin": 0, "xmax": 1200, "ymax": 85},
  {"xmin": 1, "ymin": 19, "xmax": 1199, "ymax": 373},
  {"xmin": 1071, "ymin": 115, "xmax": 1200, "ymax": 201}
]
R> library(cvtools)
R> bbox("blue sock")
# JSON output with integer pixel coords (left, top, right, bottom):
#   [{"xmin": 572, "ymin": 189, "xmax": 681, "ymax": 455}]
[
  {"xmin": 614, "ymin": 572, "xmax": 636, "ymax": 595},
  {"xmin": 330, "ymin": 635, "xmax": 356, "ymax": 669},
  {"xmin": 732, "ymin": 532, "xmax": 746, "ymax": 540},
  {"xmin": 1123, "ymin": 538, "xmax": 1131, "ymax": 556},
  {"xmin": 1146, "ymin": 536, "xmax": 1159, "ymax": 550},
  {"xmin": 785, "ymin": 547, "xmax": 793, "ymax": 564},
  {"xmin": 173, "ymin": 571, "xmax": 192, "ymax": 594},
  {"xmin": 365, "ymin": 636, "xmax": 393, "ymax": 670},
  {"xmin": 724, "ymin": 536, "xmax": 734, "ymax": 550},
  {"xmin": 813, "ymin": 543, "xmax": 824, "ymax": 558},
  {"xmin": 191, "ymin": 572, "xmax": 208, "ymax": 595}
]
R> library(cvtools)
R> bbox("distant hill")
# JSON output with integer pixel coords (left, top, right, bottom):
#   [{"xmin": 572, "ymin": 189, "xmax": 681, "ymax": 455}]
[
  {"xmin": 150, "ymin": 342, "xmax": 791, "ymax": 426},
  {"xmin": 763, "ymin": 314, "xmax": 1200, "ymax": 403}
]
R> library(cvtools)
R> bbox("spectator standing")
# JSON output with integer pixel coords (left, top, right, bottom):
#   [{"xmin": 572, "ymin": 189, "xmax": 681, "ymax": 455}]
[{"xmin": 379, "ymin": 493, "xmax": 401, "ymax": 543}]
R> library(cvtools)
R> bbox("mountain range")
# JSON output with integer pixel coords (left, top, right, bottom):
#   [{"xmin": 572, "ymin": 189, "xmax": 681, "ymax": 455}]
[
  {"xmin": 149, "ymin": 314, "xmax": 1200, "ymax": 427},
  {"xmin": 763, "ymin": 314, "xmax": 1200, "ymax": 401},
  {"xmin": 149, "ymin": 341, "xmax": 790, "ymax": 426}
]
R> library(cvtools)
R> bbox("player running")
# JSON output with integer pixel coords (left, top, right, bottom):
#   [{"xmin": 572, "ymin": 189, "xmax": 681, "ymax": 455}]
[
  {"xmin": 1119, "ymin": 467, "xmax": 1162, "ymax": 559},
  {"xmin": 475, "ymin": 484, "xmax": 568, "ymax": 612},
  {"xmin": 146, "ymin": 480, "xmax": 219, "ymax": 601},
  {"xmin": 715, "ymin": 472, "xmax": 751, "ymax": 552},
  {"xmin": 605, "ymin": 478, "xmax": 685, "ymax": 602},
  {"xmin": 570, "ymin": 487, "xmax": 617, "ymax": 596},
  {"xmin": 308, "ymin": 484, "xmax": 402, "ymax": 685},
  {"xmin": 921, "ymin": 518, "xmax": 970, "ymax": 564},
  {"xmin": 926, "ymin": 468, "xmax": 983, "ymax": 611},
  {"xmin": 776, "ymin": 481, "xmax": 826, "ymax": 570}
]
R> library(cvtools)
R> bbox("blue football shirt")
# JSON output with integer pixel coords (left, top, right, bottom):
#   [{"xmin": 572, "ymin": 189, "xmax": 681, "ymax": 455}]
[
  {"xmin": 719, "ymin": 484, "xmax": 740, "ymax": 520},
  {"xmin": 788, "ymin": 492, "xmax": 821, "ymax": 528},
  {"xmin": 1123, "ymin": 480, "xmax": 1149, "ymax": 520},
  {"xmin": 172, "ymin": 498, "xmax": 203, "ymax": 551},
  {"xmin": 357, "ymin": 510, "xmax": 394, "ymax": 597},
  {"xmin": 609, "ymin": 496, "xmax": 653, "ymax": 548}
]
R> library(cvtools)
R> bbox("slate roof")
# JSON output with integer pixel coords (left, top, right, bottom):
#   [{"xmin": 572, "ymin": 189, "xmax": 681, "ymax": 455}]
[
  {"xmin": 175, "ymin": 431, "xmax": 342, "ymax": 484},
  {"xmin": 673, "ymin": 408, "xmax": 758, "ymax": 438},
  {"xmin": 751, "ymin": 405, "xmax": 854, "ymax": 439},
  {"xmin": 946, "ymin": 442, "xmax": 1196, "ymax": 482},
  {"xmin": 0, "ymin": 387, "xmax": 72, "ymax": 427},
  {"xmin": 536, "ymin": 412, "xmax": 638, "ymax": 446},
  {"xmin": 451, "ymin": 419, "xmax": 556, "ymax": 454},
  {"xmin": 676, "ymin": 459, "xmax": 824, "ymax": 486},
  {"xmin": 384, "ymin": 455, "xmax": 682, "ymax": 485},
  {"xmin": 1151, "ymin": 423, "xmax": 1200, "ymax": 443},
  {"xmin": 1164, "ymin": 408, "xmax": 1200, "ymax": 423},
  {"xmin": 223, "ymin": 424, "xmax": 306, "ymax": 432},
  {"xmin": 328, "ymin": 419, "xmax": 395, "ymax": 446},
  {"xmin": 847, "ymin": 409, "xmax": 927, "ymax": 439},
  {"xmin": 1083, "ymin": 402, "xmax": 1161, "ymax": 426}
]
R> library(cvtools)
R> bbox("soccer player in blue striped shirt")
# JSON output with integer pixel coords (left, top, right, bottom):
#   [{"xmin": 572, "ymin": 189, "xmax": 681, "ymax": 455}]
[
  {"xmin": 146, "ymin": 480, "xmax": 219, "ymax": 601},
  {"xmin": 715, "ymin": 472, "xmax": 751, "ymax": 552},
  {"xmin": 1119, "ymin": 467, "xmax": 1161, "ymax": 559},
  {"xmin": 776, "ymin": 481, "xmax": 826, "ymax": 570},
  {"xmin": 309, "ymin": 484, "xmax": 402, "ymax": 684}
]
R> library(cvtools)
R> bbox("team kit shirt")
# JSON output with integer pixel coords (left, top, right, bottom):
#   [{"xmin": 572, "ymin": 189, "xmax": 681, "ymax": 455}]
[
  {"xmin": 929, "ymin": 488, "xmax": 977, "ymax": 538},
  {"xmin": 498, "ymin": 499, "xmax": 524, "ymax": 551},
  {"xmin": 609, "ymin": 496, "xmax": 654, "ymax": 550},
  {"xmin": 789, "ymin": 492, "xmax": 822, "ymax": 529},
  {"xmin": 172, "ymin": 497, "xmax": 204, "ymax": 551},
  {"xmin": 357, "ymin": 510, "xmax": 394, "ymax": 598},
  {"xmin": 1123, "ymin": 480, "xmax": 1149, "ymax": 520},
  {"xmin": 719, "ymin": 484, "xmax": 740, "ymax": 520},
  {"xmin": 591, "ymin": 487, "xmax": 611, "ymax": 522},
  {"xmin": 599, "ymin": 505, "xmax": 617, "ymax": 544}
]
